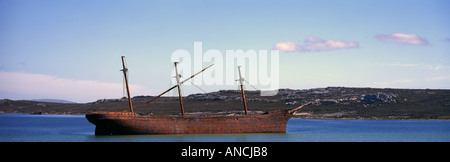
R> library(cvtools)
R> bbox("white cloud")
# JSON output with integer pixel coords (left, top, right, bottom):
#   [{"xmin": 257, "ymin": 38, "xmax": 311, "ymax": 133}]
[
  {"xmin": 0, "ymin": 71, "xmax": 152, "ymax": 103},
  {"xmin": 426, "ymin": 65, "xmax": 450, "ymax": 71},
  {"xmin": 428, "ymin": 75, "xmax": 450, "ymax": 81},
  {"xmin": 381, "ymin": 62, "xmax": 450, "ymax": 71},
  {"xmin": 299, "ymin": 36, "xmax": 359, "ymax": 52},
  {"xmin": 272, "ymin": 41, "xmax": 298, "ymax": 52},
  {"xmin": 386, "ymin": 63, "xmax": 421, "ymax": 68},
  {"xmin": 375, "ymin": 33, "xmax": 429, "ymax": 45},
  {"xmin": 272, "ymin": 36, "xmax": 359, "ymax": 52},
  {"xmin": 369, "ymin": 79, "xmax": 413, "ymax": 88}
]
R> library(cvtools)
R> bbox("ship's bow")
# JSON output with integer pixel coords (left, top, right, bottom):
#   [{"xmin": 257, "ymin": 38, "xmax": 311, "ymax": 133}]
[{"xmin": 85, "ymin": 111, "xmax": 138, "ymax": 135}]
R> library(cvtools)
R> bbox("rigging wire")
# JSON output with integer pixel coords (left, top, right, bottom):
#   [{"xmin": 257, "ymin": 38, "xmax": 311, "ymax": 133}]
[
  {"xmin": 191, "ymin": 82, "xmax": 207, "ymax": 93},
  {"xmin": 243, "ymin": 79, "xmax": 259, "ymax": 91},
  {"xmin": 235, "ymin": 77, "xmax": 259, "ymax": 91},
  {"xmin": 181, "ymin": 76, "xmax": 207, "ymax": 94}
]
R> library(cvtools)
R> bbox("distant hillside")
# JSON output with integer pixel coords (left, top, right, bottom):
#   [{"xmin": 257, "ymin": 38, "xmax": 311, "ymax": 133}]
[
  {"xmin": 1, "ymin": 87, "xmax": 449, "ymax": 119},
  {"xmin": 31, "ymin": 99, "xmax": 76, "ymax": 104}
]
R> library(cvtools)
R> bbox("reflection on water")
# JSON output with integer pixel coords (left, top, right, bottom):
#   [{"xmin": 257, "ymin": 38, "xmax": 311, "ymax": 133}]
[{"xmin": 89, "ymin": 133, "xmax": 291, "ymax": 142}]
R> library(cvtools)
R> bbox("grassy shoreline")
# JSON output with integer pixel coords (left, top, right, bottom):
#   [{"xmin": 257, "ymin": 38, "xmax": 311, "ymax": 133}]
[{"xmin": 2, "ymin": 87, "xmax": 449, "ymax": 120}]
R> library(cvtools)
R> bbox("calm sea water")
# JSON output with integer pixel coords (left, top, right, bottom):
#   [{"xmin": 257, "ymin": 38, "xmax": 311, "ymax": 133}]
[{"xmin": 1, "ymin": 113, "xmax": 449, "ymax": 142}]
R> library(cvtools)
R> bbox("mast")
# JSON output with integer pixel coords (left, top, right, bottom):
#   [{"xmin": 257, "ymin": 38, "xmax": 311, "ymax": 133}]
[
  {"xmin": 121, "ymin": 56, "xmax": 134, "ymax": 113},
  {"xmin": 174, "ymin": 62, "xmax": 185, "ymax": 117},
  {"xmin": 146, "ymin": 63, "xmax": 214, "ymax": 103},
  {"xmin": 238, "ymin": 66, "xmax": 248, "ymax": 115}
]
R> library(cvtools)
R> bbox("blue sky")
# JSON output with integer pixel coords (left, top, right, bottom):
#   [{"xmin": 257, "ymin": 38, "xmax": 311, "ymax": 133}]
[{"xmin": 0, "ymin": 0, "xmax": 449, "ymax": 102}]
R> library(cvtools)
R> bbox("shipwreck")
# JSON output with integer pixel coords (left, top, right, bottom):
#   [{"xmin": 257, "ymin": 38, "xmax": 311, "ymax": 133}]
[{"xmin": 86, "ymin": 56, "xmax": 310, "ymax": 135}]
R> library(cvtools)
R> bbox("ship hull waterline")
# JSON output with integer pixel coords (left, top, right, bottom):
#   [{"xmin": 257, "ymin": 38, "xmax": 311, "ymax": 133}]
[{"xmin": 85, "ymin": 110, "xmax": 293, "ymax": 135}]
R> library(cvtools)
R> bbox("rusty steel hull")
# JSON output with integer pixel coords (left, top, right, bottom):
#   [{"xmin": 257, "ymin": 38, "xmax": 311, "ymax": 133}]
[{"xmin": 85, "ymin": 110, "xmax": 293, "ymax": 135}]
